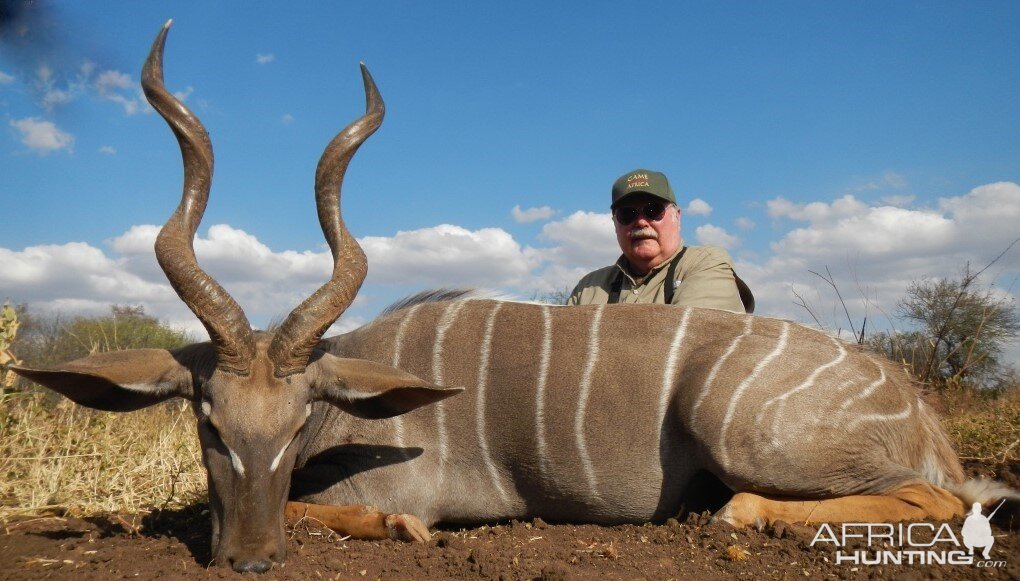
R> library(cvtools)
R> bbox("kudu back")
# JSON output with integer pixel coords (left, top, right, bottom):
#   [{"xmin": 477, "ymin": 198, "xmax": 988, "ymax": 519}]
[{"xmin": 13, "ymin": 21, "xmax": 1013, "ymax": 574}]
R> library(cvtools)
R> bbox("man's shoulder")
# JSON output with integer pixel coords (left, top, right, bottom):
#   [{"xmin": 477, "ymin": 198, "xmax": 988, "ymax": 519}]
[
  {"xmin": 567, "ymin": 263, "xmax": 622, "ymax": 305},
  {"xmin": 575, "ymin": 263, "xmax": 620, "ymax": 286},
  {"xmin": 682, "ymin": 245, "xmax": 735, "ymax": 265}
]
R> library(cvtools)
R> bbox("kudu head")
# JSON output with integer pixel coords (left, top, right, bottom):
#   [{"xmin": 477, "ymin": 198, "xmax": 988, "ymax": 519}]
[{"xmin": 12, "ymin": 21, "xmax": 460, "ymax": 573}]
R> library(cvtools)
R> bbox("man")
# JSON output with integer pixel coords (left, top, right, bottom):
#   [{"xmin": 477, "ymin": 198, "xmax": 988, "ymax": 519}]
[{"xmin": 567, "ymin": 168, "xmax": 753, "ymax": 313}]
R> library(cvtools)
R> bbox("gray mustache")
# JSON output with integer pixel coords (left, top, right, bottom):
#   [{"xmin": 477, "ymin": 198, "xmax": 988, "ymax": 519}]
[{"xmin": 628, "ymin": 227, "xmax": 658, "ymax": 240}]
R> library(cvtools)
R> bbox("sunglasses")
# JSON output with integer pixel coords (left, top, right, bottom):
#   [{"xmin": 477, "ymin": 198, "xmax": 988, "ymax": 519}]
[{"xmin": 613, "ymin": 201, "xmax": 669, "ymax": 226}]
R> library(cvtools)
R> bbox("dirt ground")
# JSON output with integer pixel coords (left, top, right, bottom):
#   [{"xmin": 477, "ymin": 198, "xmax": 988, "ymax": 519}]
[{"xmin": 2, "ymin": 461, "xmax": 1018, "ymax": 580}]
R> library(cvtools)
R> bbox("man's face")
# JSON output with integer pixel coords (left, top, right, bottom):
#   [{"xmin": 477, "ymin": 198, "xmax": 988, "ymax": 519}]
[{"xmin": 613, "ymin": 194, "xmax": 681, "ymax": 275}]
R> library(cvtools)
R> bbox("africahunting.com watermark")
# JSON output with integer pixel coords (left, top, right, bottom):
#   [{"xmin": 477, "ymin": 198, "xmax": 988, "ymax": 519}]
[{"xmin": 810, "ymin": 500, "xmax": 1007, "ymax": 568}]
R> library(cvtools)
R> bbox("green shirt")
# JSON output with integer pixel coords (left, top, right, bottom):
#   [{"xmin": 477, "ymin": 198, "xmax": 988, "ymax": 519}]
[{"xmin": 566, "ymin": 245, "xmax": 747, "ymax": 313}]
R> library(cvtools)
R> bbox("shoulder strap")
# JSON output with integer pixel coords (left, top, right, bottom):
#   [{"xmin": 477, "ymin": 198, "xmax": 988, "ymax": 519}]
[
  {"xmin": 663, "ymin": 246, "xmax": 688, "ymax": 304},
  {"xmin": 607, "ymin": 271, "xmax": 624, "ymax": 304}
]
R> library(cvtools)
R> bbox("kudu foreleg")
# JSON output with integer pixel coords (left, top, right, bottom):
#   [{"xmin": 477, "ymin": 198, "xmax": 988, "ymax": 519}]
[
  {"xmin": 284, "ymin": 501, "xmax": 430, "ymax": 542},
  {"xmin": 715, "ymin": 483, "xmax": 964, "ymax": 528}
]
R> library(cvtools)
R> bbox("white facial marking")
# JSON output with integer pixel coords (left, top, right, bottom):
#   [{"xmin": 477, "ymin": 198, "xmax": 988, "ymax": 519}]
[
  {"xmin": 228, "ymin": 447, "xmax": 246, "ymax": 477},
  {"xmin": 201, "ymin": 400, "xmax": 212, "ymax": 416},
  {"xmin": 305, "ymin": 403, "xmax": 313, "ymax": 418},
  {"xmin": 269, "ymin": 437, "xmax": 294, "ymax": 473}
]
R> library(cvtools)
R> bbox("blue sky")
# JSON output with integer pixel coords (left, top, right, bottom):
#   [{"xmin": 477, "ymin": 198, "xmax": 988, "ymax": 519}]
[{"xmin": 1, "ymin": 2, "xmax": 1018, "ymax": 362}]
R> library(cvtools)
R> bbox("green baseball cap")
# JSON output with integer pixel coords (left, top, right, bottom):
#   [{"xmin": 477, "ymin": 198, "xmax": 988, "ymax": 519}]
[{"xmin": 611, "ymin": 169, "xmax": 676, "ymax": 208}]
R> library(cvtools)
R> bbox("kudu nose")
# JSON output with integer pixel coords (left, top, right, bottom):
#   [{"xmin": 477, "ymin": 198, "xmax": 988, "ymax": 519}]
[{"xmin": 231, "ymin": 558, "xmax": 273, "ymax": 573}]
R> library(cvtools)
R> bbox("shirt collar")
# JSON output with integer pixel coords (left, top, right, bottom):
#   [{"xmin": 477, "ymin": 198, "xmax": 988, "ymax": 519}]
[{"xmin": 614, "ymin": 243, "xmax": 686, "ymax": 286}]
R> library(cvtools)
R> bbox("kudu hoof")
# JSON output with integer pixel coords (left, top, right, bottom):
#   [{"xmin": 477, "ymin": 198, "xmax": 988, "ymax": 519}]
[
  {"xmin": 231, "ymin": 558, "xmax": 273, "ymax": 573},
  {"xmin": 385, "ymin": 513, "xmax": 431, "ymax": 543}
]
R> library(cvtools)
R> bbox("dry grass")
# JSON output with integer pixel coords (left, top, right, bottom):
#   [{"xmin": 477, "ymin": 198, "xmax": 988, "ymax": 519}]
[
  {"xmin": 0, "ymin": 388, "xmax": 205, "ymax": 521},
  {"xmin": 935, "ymin": 387, "xmax": 1020, "ymax": 466}
]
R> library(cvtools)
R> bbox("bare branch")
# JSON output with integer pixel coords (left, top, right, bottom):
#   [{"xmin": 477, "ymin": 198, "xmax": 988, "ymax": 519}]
[
  {"xmin": 792, "ymin": 287, "xmax": 826, "ymax": 330},
  {"xmin": 808, "ymin": 267, "xmax": 863, "ymax": 343}
]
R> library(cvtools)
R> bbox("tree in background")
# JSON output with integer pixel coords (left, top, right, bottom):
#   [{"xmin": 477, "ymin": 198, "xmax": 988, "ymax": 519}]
[
  {"xmin": 869, "ymin": 264, "xmax": 1019, "ymax": 391},
  {"xmin": 14, "ymin": 305, "xmax": 192, "ymax": 368}
]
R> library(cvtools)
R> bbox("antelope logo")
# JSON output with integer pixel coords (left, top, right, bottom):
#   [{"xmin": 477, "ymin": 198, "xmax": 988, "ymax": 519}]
[{"xmin": 12, "ymin": 20, "xmax": 1018, "ymax": 574}]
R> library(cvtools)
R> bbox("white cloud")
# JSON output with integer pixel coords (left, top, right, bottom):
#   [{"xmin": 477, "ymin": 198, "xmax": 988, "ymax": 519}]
[
  {"xmin": 0, "ymin": 242, "xmax": 175, "ymax": 308},
  {"xmin": 98, "ymin": 145, "xmax": 117, "ymax": 155},
  {"xmin": 853, "ymin": 170, "xmax": 908, "ymax": 192},
  {"xmin": 41, "ymin": 88, "xmax": 73, "ymax": 110},
  {"xmin": 361, "ymin": 224, "xmax": 538, "ymax": 287},
  {"xmin": 2, "ymin": 225, "xmax": 339, "ymax": 337},
  {"xmin": 94, "ymin": 69, "xmax": 152, "ymax": 115},
  {"xmin": 772, "ymin": 205, "xmax": 953, "ymax": 259},
  {"xmin": 95, "ymin": 69, "xmax": 131, "ymax": 92},
  {"xmin": 10, "ymin": 117, "xmax": 75, "ymax": 154},
  {"xmin": 539, "ymin": 210, "xmax": 618, "ymax": 268},
  {"xmin": 36, "ymin": 64, "xmax": 53, "ymax": 85},
  {"xmin": 2, "ymin": 222, "xmax": 543, "ymax": 338},
  {"xmin": 768, "ymin": 194, "xmax": 870, "ymax": 223},
  {"xmin": 695, "ymin": 224, "xmax": 739, "ymax": 249},
  {"xmin": 0, "ymin": 70, "xmax": 14, "ymax": 85},
  {"xmin": 256, "ymin": 53, "xmax": 276, "ymax": 65},
  {"xmin": 685, "ymin": 198, "xmax": 712, "ymax": 216},
  {"xmin": 735, "ymin": 217, "xmax": 755, "ymax": 230},
  {"xmin": 511, "ymin": 204, "xmax": 556, "ymax": 223},
  {"xmin": 881, "ymin": 194, "xmax": 915, "ymax": 207},
  {"xmin": 530, "ymin": 210, "xmax": 621, "ymax": 292},
  {"xmin": 281, "ymin": 113, "xmax": 295, "ymax": 124},
  {"xmin": 743, "ymin": 182, "xmax": 1020, "ymax": 334},
  {"xmin": 33, "ymin": 63, "xmax": 89, "ymax": 111},
  {"xmin": 173, "ymin": 86, "xmax": 194, "ymax": 102}
]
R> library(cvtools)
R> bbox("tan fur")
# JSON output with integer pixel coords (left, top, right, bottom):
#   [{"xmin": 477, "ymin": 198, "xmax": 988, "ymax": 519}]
[{"xmin": 716, "ymin": 483, "xmax": 966, "ymax": 528}]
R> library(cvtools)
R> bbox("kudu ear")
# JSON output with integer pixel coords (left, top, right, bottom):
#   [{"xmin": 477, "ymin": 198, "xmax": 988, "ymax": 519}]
[
  {"xmin": 11, "ymin": 347, "xmax": 200, "ymax": 412},
  {"xmin": 308, "ymin": 354, "xmax": 462, "ymax": 420}
]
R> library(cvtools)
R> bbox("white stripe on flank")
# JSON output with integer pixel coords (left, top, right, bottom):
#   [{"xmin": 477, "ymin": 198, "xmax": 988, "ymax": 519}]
[
  {"xmin": 657, "ymin": 308, "xmax": 692, "ymax": 428},
  {"xmin": 760, "ymin": 338, "xmax": 847, "ymax": 440},
  {"xmin": 763, "ymin": 338, "xmax": 846, "ymax": 407},
  {"xmin": 838, "ymin": 364, "xmax": 887, "ymax": 412},
  {"xmin": 717, "ymin": 321, "xmax": 789, "ymax": 469},
  {"xmin": 689, "ymin": 317, "xmax": 754, "ymax": 432},
  {"xmin": 432, "ymin": 300, "xmax": 468, "ymax": 465},
  {"xmin": 390, "ymin": 304, "xmax": 421, "ymax": 464},
  {"xmin": 535, "ymin": 306, "xmax": 553, "ymax": 479},
  {"xmin": 433, "ymin": 300, "xmax": 467, "ymax": 384},
  {"xmin": 391, "ymin": 303, "xmax": 422, "ymax": 369},
  {"xmin": 575, "ymin": 304, "xmax": 604, "ymax": 499},
  {"xmin": 844, "ymin": 399, "xmax": 913, "ymax": 433},
  {"xmin": 475, "ymin": 302, "xmax": 510, "ymax": 503}
]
